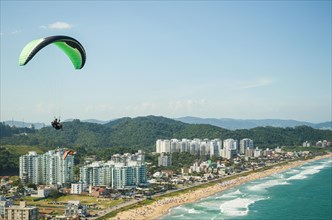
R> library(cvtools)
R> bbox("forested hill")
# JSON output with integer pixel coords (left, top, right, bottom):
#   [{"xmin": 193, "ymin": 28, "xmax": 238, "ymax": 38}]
[
  {"xmin": 176, "ymin": 117, "xmax": 332, "ymax": 130},
  {"xmin": 1, "ymin": 116, "xmax": 331, "ymax": 150}
]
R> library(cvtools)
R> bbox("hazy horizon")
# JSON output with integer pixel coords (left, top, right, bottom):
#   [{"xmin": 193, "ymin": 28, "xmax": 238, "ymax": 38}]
[{"xmin": 2, "ymin": 115, "xmax": 331, "ymax": 126}]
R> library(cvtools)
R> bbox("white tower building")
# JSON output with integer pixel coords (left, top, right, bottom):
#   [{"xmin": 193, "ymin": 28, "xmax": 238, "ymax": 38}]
[{"xmin": 223, "ymin": 139, "xmax": 238, "ymax": 159}]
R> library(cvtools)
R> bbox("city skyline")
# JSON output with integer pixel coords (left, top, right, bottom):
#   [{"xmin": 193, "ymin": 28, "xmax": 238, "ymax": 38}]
[{"xmin": 1, "ymin": 1, "xmax": 331, "ymax": 123}]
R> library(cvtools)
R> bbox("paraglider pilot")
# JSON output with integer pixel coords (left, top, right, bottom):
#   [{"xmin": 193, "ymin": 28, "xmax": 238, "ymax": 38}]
[{"xmin": 51, "ymin": 118, "xmax": 62, "ymax": 130}]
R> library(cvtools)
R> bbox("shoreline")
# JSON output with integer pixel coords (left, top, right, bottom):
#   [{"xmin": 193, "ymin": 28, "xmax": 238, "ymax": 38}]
[{"xmin": 111, "ymin": 154, "xmax": 332, "ymax": 220}]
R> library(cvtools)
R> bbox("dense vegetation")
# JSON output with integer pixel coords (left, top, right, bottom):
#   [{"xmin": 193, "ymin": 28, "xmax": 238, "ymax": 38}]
[
  {"xmin": 1, "ymin": 116, "xmax": 331, "ymax": 175},
  {"xmin": 1, "ymin": 116, "xmax": 331, "ymax": 149},
  {"xmin": 0, "ymin": 147, "xmax": 19, "ymax": 175}
]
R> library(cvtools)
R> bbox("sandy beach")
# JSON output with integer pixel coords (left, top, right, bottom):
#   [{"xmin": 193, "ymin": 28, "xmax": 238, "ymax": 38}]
[{"xmin": 111, "ymin": 154, "xmax": 332, "ymax": 220}]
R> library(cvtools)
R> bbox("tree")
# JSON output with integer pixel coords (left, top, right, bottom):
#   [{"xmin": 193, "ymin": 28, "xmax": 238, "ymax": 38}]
[
  {"xmin": 16, "ymin": 183, "xmax": 25, "ymax": 196},
  {"xmin": 49, "ymin": 189, "xmax": 62, "ymax": 201},
  {"xmin": 27, "ymin": 183, "xmax": 37, "ymax": 190},
  {"xmin": 210, "ymin": 155, "xmax": 218, "ymax": 162},
  {"xmin": 11, "ymin": 178, "xmax": 21, "ymax": 187}
]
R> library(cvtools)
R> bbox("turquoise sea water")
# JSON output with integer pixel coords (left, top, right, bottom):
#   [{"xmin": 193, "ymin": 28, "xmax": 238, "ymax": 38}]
[{"xmin": 161, "ymin": 158, "xmax": 332, "ymax": 220}]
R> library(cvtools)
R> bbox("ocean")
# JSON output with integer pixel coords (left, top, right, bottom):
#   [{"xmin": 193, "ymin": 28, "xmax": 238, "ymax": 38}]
[{"xmin": 161, "ymin": 157, "xmax": 332, "ymax": 220}]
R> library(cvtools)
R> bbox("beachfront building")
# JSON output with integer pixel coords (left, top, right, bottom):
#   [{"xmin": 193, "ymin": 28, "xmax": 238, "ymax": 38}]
[
  {"xmin": 240, "ymin": 138, "xmax": 254, "ymax": 155},
  {"xmin": 254, "ymin": 147, "xmax": 262, "ymax": 158},
  {"xmin": 189, "ymin": 162, "xmax": 203, "ymax": 173},
  {"xmin": 19, "ymin": 149, "xmax": 74, "ymax": 186},
  {"xmin": 80, "ymin": 151, "xmax": 147, "ymax": 190},
  {"xmin": 4, "ymin": 201, "xmax": 38, "ymax": 220},
  {"xmin": 263, "ymin": 148, "xmax": 273, "ymax": 157},
  {"xmin": 222, "ymin": 139, "xmax": 238, "ymax": 159},
  {"xmin": 316, "ymin": 140, "xmax": 328, "ymax": 148},
  {"xmin": 209, "ymin": 139, "xmax": 222, "ymax": 157},
  {"xmin": 275, "ymin": 147, "xmax": 283, "ymax": 153},
  {"xmin": 302, "ymin": 141, "xmax": 311, "ymax": 147},
  {"xmin": 188, "ymin": 160, "xmax": 225, "ymax": 174}
]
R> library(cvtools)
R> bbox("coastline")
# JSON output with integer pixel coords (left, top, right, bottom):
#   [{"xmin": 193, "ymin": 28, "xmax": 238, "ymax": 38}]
[{"xmin": 111, "ymin": 154, "xmax": 332, "ymax": 220}]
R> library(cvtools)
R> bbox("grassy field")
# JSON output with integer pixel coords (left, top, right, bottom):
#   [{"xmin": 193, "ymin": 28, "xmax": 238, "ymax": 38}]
[
  {"xmin": 22, "ymin": 194, "xmax": 124, "ymax": 216},
  {"xmin": 3, "ymin": 145, "xmax": 45, "ymax": 155}
]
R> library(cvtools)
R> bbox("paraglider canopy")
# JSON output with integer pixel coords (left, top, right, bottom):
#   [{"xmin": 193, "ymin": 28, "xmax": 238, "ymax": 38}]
[
  {"xmin": 19, "ymin": 35, "xmax": 86, "ymax": 69},
  {"xmin": 63, "ymin": 150, "xmax": 75, "ymax": 160}
]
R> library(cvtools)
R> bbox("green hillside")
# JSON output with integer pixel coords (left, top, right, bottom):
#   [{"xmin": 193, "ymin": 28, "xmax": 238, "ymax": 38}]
[
  {"xmin": 1, "ymin": 115, "xmax": 331, "ymax": 175},
  {"xmin": 1, "ymin": 115, "xmax": 331, "ymax": 149}
]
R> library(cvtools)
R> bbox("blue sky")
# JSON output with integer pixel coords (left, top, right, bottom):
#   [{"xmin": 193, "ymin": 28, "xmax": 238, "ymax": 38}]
[{"xmin": 1, "ymin": 1, "xmax": 331, "ymax": 123}]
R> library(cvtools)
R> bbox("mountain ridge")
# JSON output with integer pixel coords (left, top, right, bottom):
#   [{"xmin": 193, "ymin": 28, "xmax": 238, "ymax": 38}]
[
  {"xmin": 2, "ymin": 116, "xmax": 331, "ymax": 130},
  {"xmin": 175, "ymin": 117, "xmax": 332, "ymax": 130},
  {"xmin": 1, "ymin": 116, "xmax": 331, "ymax": 150}
]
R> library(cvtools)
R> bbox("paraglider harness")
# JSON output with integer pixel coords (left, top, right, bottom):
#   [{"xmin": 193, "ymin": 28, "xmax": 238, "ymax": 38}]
[{"xmin": 51, "ymin": 118, "xmax": 63, "ymax": 130}]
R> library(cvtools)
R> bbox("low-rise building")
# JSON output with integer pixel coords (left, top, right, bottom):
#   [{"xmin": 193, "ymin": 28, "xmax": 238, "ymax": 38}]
[
  {"xmin": 64, "ymin": 200, "xmax": 88, "ymax": 218},
  {"xmin": 90, "ymin": 186, "xmax": 110, "ymax": 198},
  {"xmin": 316, "ymin": 140, "xmax": 328, "ymax": 148},
  {"xmin": 302, "ymin": 141, "xmax": 311, "ymax": 147},
  {"xmin": 71, "ymin": 182, "xmax": 86, "ymax": 195},
  {"xmin": 263, "ymin": 148, "xmax": 273, "ymax": 157},
  {"xmin": 0, "ymin": 196, "xmax": 14, "ymax": 219},
  {"xmin": 80, "ymin": 151, "xmax": 147, "ymax": 190},
  {"xmin": 4, "ymin": 201, "xmax": 38, "ymax": 220},
  {"xmin": 254, "ymin": 147, "xmax": 262, "ymax": 158},
  {"xmin": 181, "ymin": 167, "xmax": 189, "ymax": 175},
  {"xmin": 275, "ymin": 147, "xmax": 283, "ymax": 153},
  {"xmin": 31, "ymin": 186, "xmax": 54, "ymax": 198}
]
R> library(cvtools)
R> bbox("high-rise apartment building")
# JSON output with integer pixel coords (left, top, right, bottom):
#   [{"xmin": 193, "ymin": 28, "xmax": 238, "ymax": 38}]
[
  {"xmin": 223, "ymin": 139, "xmax": 238, "ymax": 159},
  {"xmin": 156, "ymin": 140, "xmax": 171, "ymax": 153},
  {"xmin": 209, "ymin": 139, "xmax": 222, "ymax": 157},
  {"xmin": 254, "ymin": 147, "xmax": 262, "ymax": 158},
  {"xmin": 240, "ymin": 138, "xmax": 254, "ymax": 155},
  {"xmin": 80, "ymin": 151, "xmax": 147, "ymax": 190},
  {"xmin": 158, "ymin": 153, "xmax": 172, "ymax": 167},
  {"xmin": 19, "ymin": 149, "xmax": 74, "ymax": 186},
  {"xmin": 19, "ymin": 151, "xmax": 39, "ymax": 185},
  {"xmin": 156, "ymin": 138, "xmax": 222, "ymax": 157}
]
